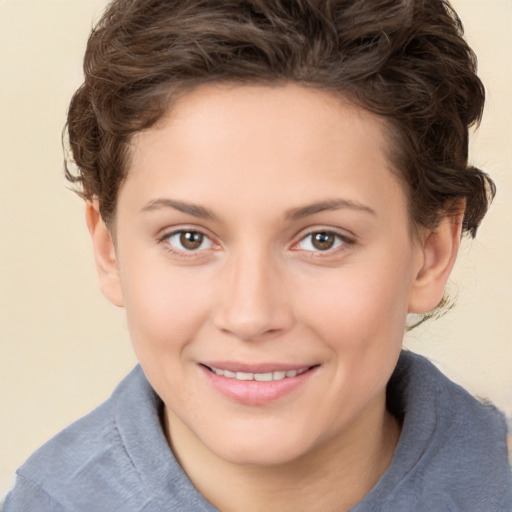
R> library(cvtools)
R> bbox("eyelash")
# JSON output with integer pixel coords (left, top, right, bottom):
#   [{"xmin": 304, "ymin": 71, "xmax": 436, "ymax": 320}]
[
  {"xmin": 158, "ymin": 228, "xmax": 355, "ymax": 259},
  {"xmin": 292, "ymin": 230, "xmax": 354, "ymax": 257},
  {"xmin": 158, "ymin": 228, "xmax": 217, "ymax": 259}
]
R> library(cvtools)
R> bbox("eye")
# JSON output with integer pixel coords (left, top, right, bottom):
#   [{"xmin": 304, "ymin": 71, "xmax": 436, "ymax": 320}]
[
  {"xmin": 166, "ymin": 230, "xmax": 214, "ymax": 251},
  {"xmin": 296, "ymin": 231, "xmax": 347, "ymax": 252}
]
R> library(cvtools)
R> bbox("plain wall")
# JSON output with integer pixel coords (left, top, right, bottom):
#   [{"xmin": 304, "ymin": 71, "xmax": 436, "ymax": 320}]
[{"xmin": 1, "ymin": 0, "xmax": 511, "ymax": 496}]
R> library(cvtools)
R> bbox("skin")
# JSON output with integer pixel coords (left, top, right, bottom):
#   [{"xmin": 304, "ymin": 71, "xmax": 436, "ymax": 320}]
[{"xmin": 87, "ymin": 83, "xmax": 462, "ymax": 511}]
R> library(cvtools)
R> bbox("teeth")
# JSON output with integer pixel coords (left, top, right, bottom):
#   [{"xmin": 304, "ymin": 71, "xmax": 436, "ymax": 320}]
[
  {"xmin": 254, "ymin": 372, "xmax": 273, "ymax": 382},
  {"xmin": 208, "ymin": 366, "xmax": 309, "ymax": 381}
]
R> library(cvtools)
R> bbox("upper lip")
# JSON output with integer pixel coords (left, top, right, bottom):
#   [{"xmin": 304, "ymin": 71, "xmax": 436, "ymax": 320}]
[{"xmin": 200, "ymin": 362, "xmax": 318, "ymax": 373}]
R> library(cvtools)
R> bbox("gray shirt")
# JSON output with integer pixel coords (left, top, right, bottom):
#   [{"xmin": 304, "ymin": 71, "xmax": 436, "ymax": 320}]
[{"xmin": 5, "ymin": 351, "xmax": 512, "ymax": 511}]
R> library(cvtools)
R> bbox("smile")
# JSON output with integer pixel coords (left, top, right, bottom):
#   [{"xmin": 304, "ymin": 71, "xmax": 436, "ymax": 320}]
[
  {"xmin": 205, "ymin": 365, "xmax": 310, "ymax": 381},
  {"xmin": 200, "ymin": 363, "xmax": 319, "ymax": 405}
]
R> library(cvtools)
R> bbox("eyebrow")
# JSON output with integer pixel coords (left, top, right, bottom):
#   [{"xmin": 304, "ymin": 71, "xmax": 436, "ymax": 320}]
[
  {"xmin": 285, "ymin": 199, "xmax": 376, "ymax": 220},
  {"xmin": 140, "ymin": 197, "xmax": 376, "ymax": 220},
  {"xmin": 140, "ymin": 198, "xmax": 216, "ymax": 219}
]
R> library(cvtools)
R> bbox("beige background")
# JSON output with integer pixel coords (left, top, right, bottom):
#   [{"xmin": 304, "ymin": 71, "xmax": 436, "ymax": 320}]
[{"xmin": 1, "ymin": 0, "xmax": 511, "ymax": 497}]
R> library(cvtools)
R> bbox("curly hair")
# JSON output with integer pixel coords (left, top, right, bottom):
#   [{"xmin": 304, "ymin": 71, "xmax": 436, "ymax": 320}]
[{"xmin": 65, "ymin": 0, "xmax": 494, "ymax": 238}]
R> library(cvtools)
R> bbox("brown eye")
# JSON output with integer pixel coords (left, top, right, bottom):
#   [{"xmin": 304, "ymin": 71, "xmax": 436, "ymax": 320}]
[
  {"xmin": 296, "ymin": 231, "xmax": 346, "ymax": 253},
  {"xmin": 167, "ymin": 230, "xmax": 213, "ymax": 251},
  {"xmin": 311, "ymin": 232, "xmax": 336, "ymax": 250},
  {"xmin": 180, "ymin": 231, "xmax": 204, "ymax": 250}
]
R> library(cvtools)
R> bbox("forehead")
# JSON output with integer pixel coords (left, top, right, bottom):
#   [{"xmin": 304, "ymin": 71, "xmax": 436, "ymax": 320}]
[
  {"xmin": 122, "ymin": 83, "xmax": 407, "ymax": 225},
  {"xmin": 134, "ymin": 83, "xmax": 389, "ymax": 159}
]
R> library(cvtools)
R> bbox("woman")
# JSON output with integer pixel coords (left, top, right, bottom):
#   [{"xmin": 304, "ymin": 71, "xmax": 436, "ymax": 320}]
[{"xmin": 5, "ymin": 0, "xmax": 511, "ymax": 510}]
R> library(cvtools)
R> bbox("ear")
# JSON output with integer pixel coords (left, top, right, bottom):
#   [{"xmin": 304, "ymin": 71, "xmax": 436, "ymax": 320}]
[
  {"xmin": 408, "ymin": 211, "xmax": 464, "ymax": 314},
  {"xmin": 85, "ymin": 200, "xmax": 124, "ymax": 307}
]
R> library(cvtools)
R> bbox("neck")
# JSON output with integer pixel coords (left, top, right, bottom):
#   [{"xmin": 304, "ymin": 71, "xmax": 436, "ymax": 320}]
[{"xmin": 165, "ymin": 393, "xmax": 400, "ymax": 512}]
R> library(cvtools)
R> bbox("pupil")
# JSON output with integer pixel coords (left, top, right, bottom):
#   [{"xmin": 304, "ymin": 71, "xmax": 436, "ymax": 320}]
[
  {"xmin": 180, "ymin": 231, "xmax": 203, "ymax": 250},
  {"xmin": 312, "ymin": 232, "xmax": 334, "ymax": 250}
]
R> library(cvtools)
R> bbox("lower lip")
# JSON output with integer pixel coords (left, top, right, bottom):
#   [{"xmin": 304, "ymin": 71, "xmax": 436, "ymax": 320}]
[{"xmin": 200, "ymin": 366, "xmax": 317, "ymax": 405}]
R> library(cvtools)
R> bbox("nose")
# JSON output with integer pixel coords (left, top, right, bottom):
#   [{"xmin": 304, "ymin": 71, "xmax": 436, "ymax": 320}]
[{"xmin": 213, "ymin": 249, "xmax": 294, "ymax": 342}]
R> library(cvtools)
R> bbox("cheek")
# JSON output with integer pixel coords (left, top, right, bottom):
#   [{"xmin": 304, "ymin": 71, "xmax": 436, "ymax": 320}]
[
  {"xmin": 119, "ymin": 256, "xmax": 210, "ymax": 356},
  {"xmin": 120, "ymin": 264, "xmax": 214, "ymax": 412},
  {"xmin": 298, "ymin": 248, "xmax": 414, "ymax": 350}
]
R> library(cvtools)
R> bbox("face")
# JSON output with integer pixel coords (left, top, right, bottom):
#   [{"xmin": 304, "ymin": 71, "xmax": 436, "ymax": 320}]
[{"xmin": 101, "ymin": 84, "xmax": 429, "ymax": 466}]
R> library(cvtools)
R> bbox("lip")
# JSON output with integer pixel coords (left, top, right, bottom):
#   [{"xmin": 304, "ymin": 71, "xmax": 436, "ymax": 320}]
[
  {"xmin": 199, "ymin": 362, "xmax": 319, "ymax": 405},
  {"xmin": 201, "ymin": 361, "xmax": 312, "ymax": 373}
]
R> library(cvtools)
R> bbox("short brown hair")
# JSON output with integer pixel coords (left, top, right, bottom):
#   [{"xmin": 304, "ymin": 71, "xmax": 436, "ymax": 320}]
[{"xmin": 65, "ymin": 0, "xmax": 494, "ymax": 237}]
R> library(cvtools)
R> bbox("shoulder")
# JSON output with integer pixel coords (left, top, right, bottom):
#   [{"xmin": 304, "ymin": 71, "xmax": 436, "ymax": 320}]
[
  {"xmin": 392, "ymin": 350, "xmax": 509, "ymax": 440},
  {"xmin": 381, "ymin": 350, "xmax": 512, "ymax": 511},
  {"xmin": 4, "ymin": 366, "xmax": 156, "ymax": 511},
  {"xmin": 5, "ymin": 366, "xmax": 217, "ymax": 512}
]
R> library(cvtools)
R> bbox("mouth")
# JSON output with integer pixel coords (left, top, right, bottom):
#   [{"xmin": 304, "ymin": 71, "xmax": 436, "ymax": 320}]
[
  {"xmin": 202, "ymin": 364, "xmax": 313, "ymax": 382},
  {"xmin": 199, "ymin": 363, "xmax": 320, "ymax": 404}
]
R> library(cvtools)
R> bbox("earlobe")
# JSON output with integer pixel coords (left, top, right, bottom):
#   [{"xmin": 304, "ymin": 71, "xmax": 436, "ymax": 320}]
[
  {"xmin": 408, "ymin": 212, "xmax": 464, "ymax": 314},
  {"xmin": 85, "ymin": 200, "xmax": 124, "ymax": 307}
]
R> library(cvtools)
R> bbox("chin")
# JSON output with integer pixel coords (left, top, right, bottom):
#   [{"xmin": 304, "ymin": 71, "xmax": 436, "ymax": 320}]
[
  {"xmin": 214, "ymin": 441, "xmax": 308, "ymax": 467},
  {"xmin": 196, "ymin": 420, "xmax": 322, "ymax": 467}
]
